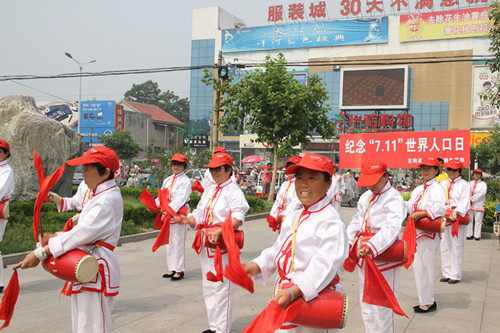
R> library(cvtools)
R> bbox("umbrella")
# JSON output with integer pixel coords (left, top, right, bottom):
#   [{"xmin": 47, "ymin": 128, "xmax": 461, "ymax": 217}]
[
  {"xmin": 242, "ymin": 155, "xmax": 264, "ymax": 164},
  {"xmin": 151, "ymin": 159, "xmax": 160, "ymax": 163}
]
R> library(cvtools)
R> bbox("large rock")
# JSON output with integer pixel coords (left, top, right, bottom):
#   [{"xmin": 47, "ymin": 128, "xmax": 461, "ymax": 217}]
[{"xmin": 0, "ymin": 95, "xmax": 85, "ymax": 201}]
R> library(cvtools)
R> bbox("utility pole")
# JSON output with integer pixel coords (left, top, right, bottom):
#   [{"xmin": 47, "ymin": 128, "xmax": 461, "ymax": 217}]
[{"xmin": 211, "ymin": 51, "xmax": 224, "ymax": 151}]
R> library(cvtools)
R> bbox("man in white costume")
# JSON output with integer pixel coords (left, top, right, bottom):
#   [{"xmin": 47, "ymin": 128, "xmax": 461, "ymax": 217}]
[{"xmin": 327, "ymin": 163, "xmax": 345, "ymax": 212}]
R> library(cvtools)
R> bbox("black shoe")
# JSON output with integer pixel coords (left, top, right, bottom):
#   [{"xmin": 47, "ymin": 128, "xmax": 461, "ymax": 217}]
[
  {"xmin": 414, "ymin": 301, "xmax": 437, "ymax": 313},
  {"xmin": 474, "ymin": 238, "xmax": 481, "ymax": 241},
  {"xmin": 448, "ymin": 279, "xmax": 460, "ymax": 284},
  {"xmin": 466, "ymin": 236, "xmax": 473, "ymax": 240},
  {"xmin": 171, "ymin": 272, "xmax": 184, "ymax": 281},
  {"xmin": 439, "ymin": 277, "xmax": 450, "ymax": 282},
  {"xmin": 0, "ymin": 286, "xmax": 3, "ymax": 293},
  {"xmin": 162, "ymin": 271, "xmax": 176, "ymax": 278},
  {"xmin": 202, "ymin": 330, "xmax": 215, "ymax": 333}
]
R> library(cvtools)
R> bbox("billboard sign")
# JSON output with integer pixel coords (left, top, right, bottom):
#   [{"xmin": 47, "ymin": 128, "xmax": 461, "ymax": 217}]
[
  {"xmin": 400, "ymin": 7, "xmax": 491, "ymax": 42},
  {"xmin": 80, "ymin": 101, "xmax": 116, "ymax": 144},
  {"xmin": 471, "ymin": 66, "xmax": 500, "ymax": 129},
  {"xmin": 340, "ymin": 130, "xmax": 470, "ymax": 169},
  {"xmin": 38, "ymin": 101, "xmax": 79, "ymax": 127},
  {"xmin": 222, "ymin": 17, "xmax": 388, "ymax": 52}
]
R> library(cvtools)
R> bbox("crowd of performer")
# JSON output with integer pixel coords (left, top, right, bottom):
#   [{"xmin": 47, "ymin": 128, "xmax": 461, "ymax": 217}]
[{"xmin": 0, "ymin": 138, "xmax": 490, "ymax": 333}]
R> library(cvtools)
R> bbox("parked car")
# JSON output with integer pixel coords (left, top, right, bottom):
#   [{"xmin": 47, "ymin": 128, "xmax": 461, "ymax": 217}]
[
  {"xmin": 254, "ymin": 169, "xmax": 286, "ymax": 199},
  {"xmin": 185, "ymin": 168, "xmax": 205, "ymax": 186},
  {"xmin": 73, "ymin": 165, "xmax": 84, "ymax": 185}
]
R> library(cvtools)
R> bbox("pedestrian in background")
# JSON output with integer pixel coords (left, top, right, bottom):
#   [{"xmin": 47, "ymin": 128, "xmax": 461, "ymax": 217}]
[{"xmin": 262, "ymin": 162, "xmax": 273, "ymax": 195}]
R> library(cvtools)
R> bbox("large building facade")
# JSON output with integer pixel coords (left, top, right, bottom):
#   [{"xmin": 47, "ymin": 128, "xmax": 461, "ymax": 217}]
[{"xmin": 190, "ymin": 3, "xmax": 496, "ymax": 165}]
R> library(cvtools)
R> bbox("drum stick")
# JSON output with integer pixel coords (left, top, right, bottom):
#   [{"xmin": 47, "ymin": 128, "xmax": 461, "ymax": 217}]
[{"xmin": 13, "ymin": 264, "xmax": 21, "ymax": 270}]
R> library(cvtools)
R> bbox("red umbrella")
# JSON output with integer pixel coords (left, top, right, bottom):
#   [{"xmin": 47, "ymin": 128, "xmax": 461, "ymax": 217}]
[{"xmin": 242, "ymin": 155, "xmax": 264, "ymax": 164}]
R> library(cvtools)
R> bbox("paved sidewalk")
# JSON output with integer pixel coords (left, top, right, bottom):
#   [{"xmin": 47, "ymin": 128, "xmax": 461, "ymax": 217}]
[{"xmin": 2, "ymin": 208, "xmax": 499, "ymax": 332}]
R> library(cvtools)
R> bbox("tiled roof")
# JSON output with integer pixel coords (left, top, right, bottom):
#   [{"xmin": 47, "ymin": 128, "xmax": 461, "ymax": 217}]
[{"xmin": 122, "ymin": 100, "xmax": 184, "ymax": 126}]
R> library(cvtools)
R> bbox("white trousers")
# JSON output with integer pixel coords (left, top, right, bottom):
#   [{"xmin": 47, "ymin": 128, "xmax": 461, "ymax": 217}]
[
  {"xmin": 0, "ymin": 219, "xmax": 7, "ymax": 287},
  {"xmin": 413, "ymin": 236, "xmax": 440, "ymax": 306},
  {"xmin": 358, "ymin": 264, "xmax": 400, "ymax": 333},
  {"xmin": 165, "ymin": 223, "xmax": 187, "ymax": 272},
  {"xmin": 440, "ymin": 224, "xmax": 466, "ymax": 281},
  {"xmin": 71, "ymin": 291, "xmax": 115, "ymax": 333},
  {"xmin": 467, "ymin": 211, "xmax": 484, "ymax": 239},
  {"xmin": 200, "ymin": 248, "xmax": 235, "ymax": 333}
]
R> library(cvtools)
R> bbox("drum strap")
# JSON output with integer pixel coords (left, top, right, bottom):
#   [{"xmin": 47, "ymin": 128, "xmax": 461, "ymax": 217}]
[{"xmin": 95, "ymin": 240, "xmax": 115, "ymax": 251}]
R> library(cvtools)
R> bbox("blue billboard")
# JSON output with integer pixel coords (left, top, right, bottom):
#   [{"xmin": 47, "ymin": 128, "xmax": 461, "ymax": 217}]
[
  {"xmin": 222, "ymin": 17, "xmax": 388, "ymax": 52},
  {"xmin": 79, "ymin": 100, "xmax": 115, "ymax": 144}
]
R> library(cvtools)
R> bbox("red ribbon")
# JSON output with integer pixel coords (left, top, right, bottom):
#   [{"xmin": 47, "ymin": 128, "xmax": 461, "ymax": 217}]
[
  {"xmin": 33, "ymin": 150, "xmax": 45, "ymax": 189},
  {"xmin": 343, "ymin": 237, "xmax": 360, "ymax": 273},
  {"xmin": 451, "ymin": 219, "xmax": 460, "ymax": 238},
  {"xmin": 192, "ymin": 179, "xmax": 204, "ymax": 193},
  {"xmin": 139, "ymin": 189, "xmax": 158, "ymax": 212},
  {"xmin": 266, "ymin": 215, "xmax": 279, "ymax": 232},
  {"xmin": 362, "ymin": 256, "xmax": 407, "ymax": 317},
  {"xmin": 242, "ymin": 301, "xmax": 302, "ymax": 333},
  {"xmin": 0, "ymin": 270, "xmax": 20, "ymax": 330},
  {"xmin": 221, "ymin": 213, "xmax": 254, "ymax": 293},
  {"xmin": 62, "ymin": 218, "xmax": 74, "ymax": 232},
  {"xmin": 206, "ymin": 246, "xmax": 224, "ymax": 282},
  {"xmin": 33, "ymin": 163, "xmax": 66, "ymax": 242},
  {"xmin": 401, "ymin": 216, "xmax": 417, "ymax": 269}
]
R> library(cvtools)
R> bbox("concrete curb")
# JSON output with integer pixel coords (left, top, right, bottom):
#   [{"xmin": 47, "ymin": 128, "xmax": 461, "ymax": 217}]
[{"xmin": 3, "ymin": 213, "xmax": 270, "ymax": 266}]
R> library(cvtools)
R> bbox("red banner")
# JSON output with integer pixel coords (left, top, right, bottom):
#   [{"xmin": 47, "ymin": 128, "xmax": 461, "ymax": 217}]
[{"xmin": 339, "ymin": 130, "xmax": 470, "ymax": 169}]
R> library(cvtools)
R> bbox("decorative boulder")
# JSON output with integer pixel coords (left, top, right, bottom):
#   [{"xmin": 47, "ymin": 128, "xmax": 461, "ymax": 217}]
[{"xmin": 0, "ymin": 95, "xmax": 85, "ymax": 201}]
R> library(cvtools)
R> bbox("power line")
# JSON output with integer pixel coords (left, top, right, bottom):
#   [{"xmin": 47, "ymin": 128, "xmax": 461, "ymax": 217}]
[
  {"xmin": 0, "ymin": 54, "xmax": 492, "ymax": 82},
  {"xmin": 6, "ymin": 80, "xmax": 72, "ymax": 101}
]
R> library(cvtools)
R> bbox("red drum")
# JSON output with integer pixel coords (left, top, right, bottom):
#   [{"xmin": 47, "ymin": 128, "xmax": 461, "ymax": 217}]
[
  {"xmin": 359, "ymin": 234, "xmax": 406, "ymax": 262},
  {"xmin": 202, "ymin": 227, "xmax": 244, "ymax": 250},
  {"xmin": 414, "ymin": 216, "xmax": 445, "ymax": 233},
  {"xmin": 42, "ymin": 249, "xmax": 99, "ymax": 283},
  {"xmin": 0, "ymin": 202, "xmax": 8, "ymax": 219},
  {"xmin": 281, "ymin": 283, "xmax": 348, "ymax": 329},
  {"xmin": 443, "ymin": 208, "xmax": 469, "ymax": 225}
]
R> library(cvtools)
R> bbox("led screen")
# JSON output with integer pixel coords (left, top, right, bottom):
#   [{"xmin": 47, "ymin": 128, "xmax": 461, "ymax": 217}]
[{"xmin": 340, "ymin": 66, "xmax": 408, "ymax": 110}]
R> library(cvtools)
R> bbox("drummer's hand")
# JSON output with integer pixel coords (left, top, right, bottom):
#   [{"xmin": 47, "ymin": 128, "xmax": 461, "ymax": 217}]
[
  {"xmin": 271, "ymin": 286, "xmax": 302, "ymax": 309},
  {"xmin": 449, "ymin": 210, "xmax": 458, "ymax": 220},
  {"xmin": 39, "ymin": 233, "xmax": 57, "ymax": 246},
  {"xmin": 358, "ymin": 245, "xmax": 371, "ymax": 258},
  {"xmin": 19, "ymin": 251, "xmax": 40, "ymax": 269},
  {"xmin": 172, "ymin": 214, "xmax": 181, "ymax": 223},
  {"xmin": 209, "ymin": 229, "xmax": 222, "ymax": 244},
  {"xmin": 177, "ymin": 214, "xmax": 195, "ymax": 227},
  {"xmin": 48, "ymin": 191, "xmax": 62, "ymax": 205},
  {"xmin": 243, "ymin": 262, "xmax": 261, "ymax": 278}
]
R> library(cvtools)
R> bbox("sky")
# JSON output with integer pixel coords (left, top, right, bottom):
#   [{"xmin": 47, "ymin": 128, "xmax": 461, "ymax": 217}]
[{"xmin": 0, "ymin": 0, "xmax": 492, "ymax": 103}]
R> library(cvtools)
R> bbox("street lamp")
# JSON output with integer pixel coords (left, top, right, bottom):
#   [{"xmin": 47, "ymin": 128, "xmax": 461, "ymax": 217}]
[{"xmin": 65, "ymin": 52, "xmax": 96, "ymax": 134}]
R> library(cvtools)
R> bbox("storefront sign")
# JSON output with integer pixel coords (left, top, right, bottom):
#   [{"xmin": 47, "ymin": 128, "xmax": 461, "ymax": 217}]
[
  {"xmin": 332, "ymin": 111, "xmax": 413, "ymax": 133},
  {"xmin": 400, "ymin": 6, "xmax": 490, "ymax": 42},
  {"xmin": 222, "ymin": 17, "xmax": 387, "ymax": 52},
  {"xmin": 471, "ymin": 66, "xmax": 500, "ymax": 129},
  {"xmin": 340, "ymin": 130, "xmax": 470, "ymax": 168}
]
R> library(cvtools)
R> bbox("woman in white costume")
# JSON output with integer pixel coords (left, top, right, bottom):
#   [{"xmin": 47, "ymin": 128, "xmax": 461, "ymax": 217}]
[
  {"xmin": 407, "ymin": 157, "xmax": 445, "ymax": 313},
  {"xmin": 245, "ymin": 153, "xmax": 348, "ymax": 333},
  {"xmin": 0, "ymin": 139, "xmax": 15, "ymax": 293}
]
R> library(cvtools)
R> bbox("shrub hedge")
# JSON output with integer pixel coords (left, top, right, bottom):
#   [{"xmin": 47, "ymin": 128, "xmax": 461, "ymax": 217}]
[{"xmin": 1, "ymin": 187, "xmax": 271, "ymax": 255}]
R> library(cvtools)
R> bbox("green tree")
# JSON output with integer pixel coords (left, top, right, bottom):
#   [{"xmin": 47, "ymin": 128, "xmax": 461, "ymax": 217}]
[
  {"xmin": 202, "ymin": 53, "xmax": 335, "ymax": 201},
  {"xmin": 124, "ymin": 80, "xmax": 190, "ymax": 123},
  {"xmin": 485, "ymin": 2, "xmax": 500, "ymax": 106},
  {"xmin": 471, "ymin": 124, "xmax": 500, "ymax": 174},
  {"xmin": 97, "ymin": 130, "xmax": 142, "ymax": 161}
]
